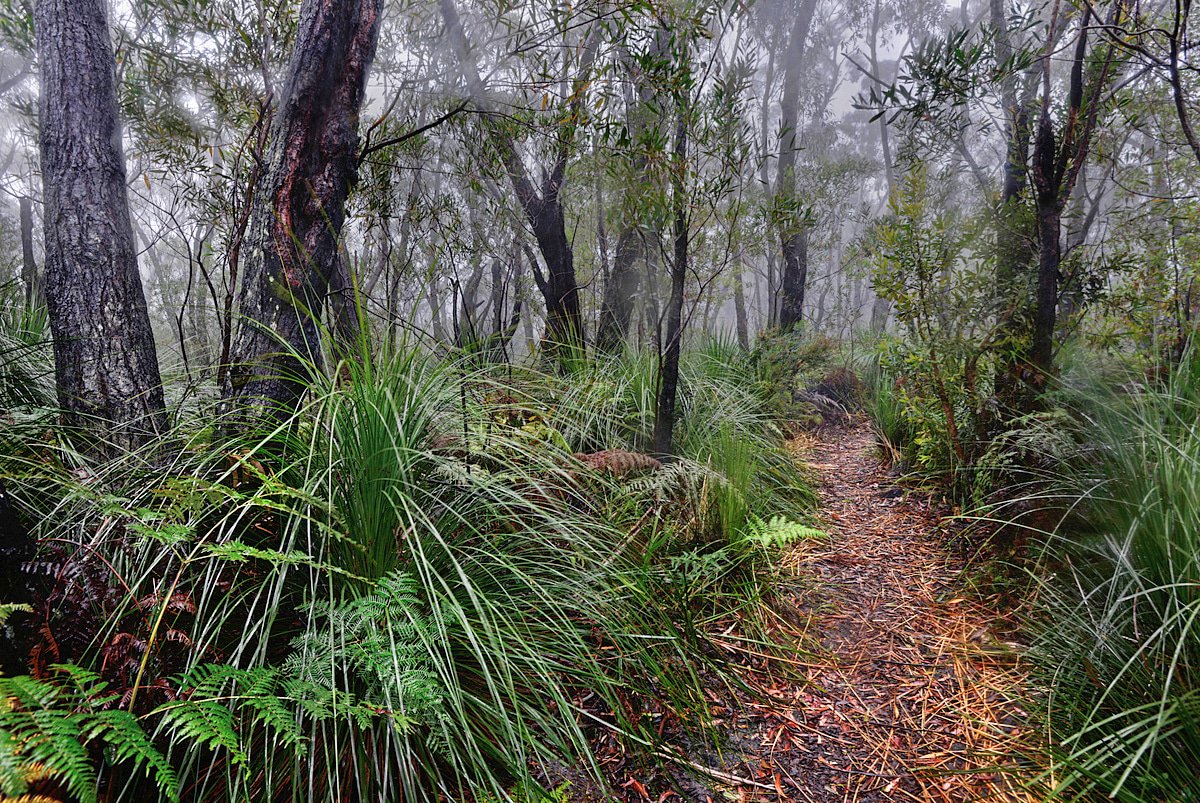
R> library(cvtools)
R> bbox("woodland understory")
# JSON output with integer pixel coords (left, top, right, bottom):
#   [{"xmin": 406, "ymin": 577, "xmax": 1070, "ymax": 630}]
[{"xmin": 2, "ymin": 0, "xmax": 1200, "ymax": 800}]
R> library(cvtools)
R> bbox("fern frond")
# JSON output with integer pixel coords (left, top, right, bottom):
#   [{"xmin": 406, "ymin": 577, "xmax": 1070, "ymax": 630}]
[
  {"xmin": 745, "ymin": 515, "xmax": 827, "ymax": 548},
  {"xmin": 0, "ymin": 604, "xmax": 31, "ymax": 627},
  {"xmin": 157, "ymin": 700, "xmax": 245, "ymax": 765}
]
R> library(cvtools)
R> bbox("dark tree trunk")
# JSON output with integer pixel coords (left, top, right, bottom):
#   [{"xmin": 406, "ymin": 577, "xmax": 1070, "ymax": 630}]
[
  {"xmin": 1030, "ymin": 111, "xmax": 1062, "ymax": 382},
  {"xmin": 652, "ymin": 102, "xmax": 688, "ymax": 458},
  {"xmin": 596, "ymin": 227, "xmax": 642, "ymax": 352},
  {"xmin": 35, "ymin": 0, "xmax": 167, "ymax": 455},
  {"xmin": 1022, "ymin": 6, "xmax": 1116, "ymax": 394},
  {"xmin": 440, "ymin": 0, "xmax": 589, "ymax": 360},
  {"xmin": 1030, "ymin": 197, "xmax": 1061, "ymax": 378},
  {"xmin": 778, "ymin": 228, "xmax": 808, "ymax": 331},
  {"xmin": 526, "ymin": 192, "xmax": 584, "ymax": 355},
  {"xmin": 733, "ymin": 263, "xmax": 749, "ymax": 349},
  {"xmin": 223, "ymin": 0, "xmax": 381, "ymax": 424},
  {"xmin": 774, "ymin": 0, "xmax": 818, "ymax": 332},
  {"xmin": 19, "ymin": 197, "xmax": 38, "ymax": 307}
]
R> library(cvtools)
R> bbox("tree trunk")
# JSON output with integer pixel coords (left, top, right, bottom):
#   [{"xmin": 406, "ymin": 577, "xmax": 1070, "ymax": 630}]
[
  {"xmin": 774, "ymin": 0, "xmax": 818, "ymax": 332},
  {"xmin": 19, "ymin": 197, "xmax": 38, "ymax": 307},
  {"xmin": 989, "ymin": 0, "xmax": 1037, "ymax": 412},
  {"xmin": 223, "ymin": 0, "xmax": 381, "ymax": 424},
  {"xmin": 643, "ymin": 243, "xmax": 661, "ymax": 352},
  {"xmin": 34, "ymin": 0, "xmax": 167, "ymax": 455},
  {"xmin": 867, "ymin": 1, "xmax": 896, "ymax": 334},
  {"xmin": 526, "ymin": 195, "xmax": 584, "ymax": 356},
  {"xmin": 328, "ymin": 249, "xmax": 361, "ymax": 353},
  {"xmin": 596, "ymin": 40, "xmax": 662, "ymax": 353},
  {"xmin": 1022, "ymin": 6, "xmax": 1115, "ymax": 395},
  {"xmin": 733, "ymin": 263, "xmax": 750, "ymax": 349},
  {"xmin": 778, "ymin": 228, "xmax": 808, "ymax": 330},
  {"xmin": 597, "ymin": 226, "xmax": 642, "ymax": 353},
  {"xmin": 1030, "ymin": 137, "xmax": 1062, "ymax": 383},
  {"xmin": 439, "ymin": 0, "xmax": 589, "ymax": 360},
  {"xmin": 652, "ymin": 100, "xmax": 688, "ymax": 457},
  {"xmin": 1030, "ymin": 207, "xmax": 1060, "ymax": 380}
]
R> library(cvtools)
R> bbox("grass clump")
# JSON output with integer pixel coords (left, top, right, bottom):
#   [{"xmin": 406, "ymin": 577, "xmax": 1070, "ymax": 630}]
[
  {"xmin": 1022, "ymin": 351, "xmax": 1200, "ymax": 801},
  {"xmin": 0, "ymin": 330, "xmax": 814, "ymax": 801}
]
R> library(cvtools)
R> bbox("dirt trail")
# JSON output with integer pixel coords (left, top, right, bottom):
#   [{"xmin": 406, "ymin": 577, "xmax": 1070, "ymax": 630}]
[
  {"xmin": 630, "ymin": 423, "xmax": 1036, "ymax": 802},
  {"xmin": 746, "ymin": 423, "xmax": 1034, "ymax": 802}
]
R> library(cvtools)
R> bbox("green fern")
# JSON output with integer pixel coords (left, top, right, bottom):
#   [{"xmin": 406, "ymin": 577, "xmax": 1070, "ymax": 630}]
[
  {"xmin": 745, "ymin": 515, "xmax": 827, "ymax": 548},
  {"xmin": 0, "ymin": 603, "xmax": 32, "ymax": 627},
  {"xmin": 0, "ymin": 666, "xmax": 177, "ymax": 803},
  {"xmin": 283, "ymin": 570, "xmax": 448, "ymax": 740}
]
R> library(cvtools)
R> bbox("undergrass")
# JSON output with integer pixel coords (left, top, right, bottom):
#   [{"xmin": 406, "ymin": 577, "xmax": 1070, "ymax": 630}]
[
  {"xmin": 1019, "ymin": 351, "xmax": 1200, "ymax": 801},
  {"xmin": 0, "ymin": 328, "xmax": 815, "ymax": 801}
]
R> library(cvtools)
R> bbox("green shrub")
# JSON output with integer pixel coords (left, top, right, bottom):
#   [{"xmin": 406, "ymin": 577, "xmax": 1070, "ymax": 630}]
[{"xmin": 749, "ymin": 328, "xmax": 840, "ymax": 418}]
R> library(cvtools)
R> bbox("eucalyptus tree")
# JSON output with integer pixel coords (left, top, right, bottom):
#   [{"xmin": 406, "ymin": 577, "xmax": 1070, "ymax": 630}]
[
  {"xmin": 772, "ymin": 0, "xmax": 819, "ymax": 331},
  {"xmin": 115, "ymin": 0, "xmax": 300, "ymax": 385},
  {"xmin": 222, "ymin": 0, "xmax": 382, "ymax": 424},
  {"xmin": 647, "ymin": 0, "xmax": 756, "ymax": 453},
  {"xmin": 1026, "ymin": 2, "xmax": 1123, "ymax": 381},
  {"xmin": 34, "ymin": 0, "xmax": 167, "ymax": 455},
  {"xmin": 864, "ymin": 0, "xmax": 1128, "ymax": 400},
  {"xmin": 595, "ymin": 32, "xmax": 668, "ymax": 353},
  {"xmin": 439, "ymin": 0, "xmax": 603, "ymax": 359}
]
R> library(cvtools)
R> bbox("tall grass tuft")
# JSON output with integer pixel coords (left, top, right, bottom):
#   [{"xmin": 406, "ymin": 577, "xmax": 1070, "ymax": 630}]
[
  {"xmin": 0, "ymin": 330, "xmax": 814, "ymax": 801},
  {"xmin": 1025, "ymin": 351, "xmax": 1200, "ymax": 801}
]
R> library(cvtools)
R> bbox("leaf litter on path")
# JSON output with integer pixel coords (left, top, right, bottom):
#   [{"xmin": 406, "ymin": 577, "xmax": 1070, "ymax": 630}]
[{"xmin": 586, "ymin": 422, "xmax": 1039, "ymax": 802}]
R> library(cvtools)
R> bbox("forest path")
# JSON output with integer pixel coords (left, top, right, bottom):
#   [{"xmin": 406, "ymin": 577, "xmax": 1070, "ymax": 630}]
[{"xmin": 665, "ymin": 422, "xmax": 1036, "ymax": 802}]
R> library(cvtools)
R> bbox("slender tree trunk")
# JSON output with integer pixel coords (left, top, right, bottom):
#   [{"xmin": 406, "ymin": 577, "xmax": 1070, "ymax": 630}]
[
  {"xmin": 775, "ymin": 0, "xmax": 818, "ymax": 332},
  {"xmin": 733, "ymin": 263, "xmax": 750, "ymax": 349},
  {"xmin": 868, "ymin": 1, "xmax": 895, "ymax": 334},
  {"xmin": 329, "ymin": 249, "xmax": 361, "ymax": 353},
  {"xmin": 1023, "ymin": 6, "xmax": 1116, "ymax": 393},
  {"xmin": 1030, "ymin": 202, "xmax": 1060, "ymax": 378},
  {"xmin": 759, "ymin": 45, "xmax": 778, "ymax": 329},
  {"xmin": 440, "ymin": 0, "xmax": 589, "ymax": 359},
  {"xmin": 1030, "ymin": 112, "xmax": 1063, "ymax": 381},
  {"xmin": 643, "ymin": 243, "xmax": 662, "ymax": 352},
  {"xmin": 223, "ymin": 0, "xmax": 382, "ymax": 424},
  {"xmin": 989, "ymin": 0, "xmax": 1037, "ymax": 413},
  {"xmin": 653, "ymin": 98, "xmax": 688, "ymax": 457},
  {"xmin": 35, "ymin": 0, "xmax": 167, "ymax": 455},
  {"xmin": 597, "ymin": 40, "xmax": 662, "ymax": 353},
  {"xmin": 427, "ymin": 271, "xmax": 447, "ymax": 342},
  {"xmin": 526, "ymin": 196, "xmax": 584, "ymax": 356},
  {"xmin": 19, "ymin": 197, "xmax": 38, "ymax": 307}
]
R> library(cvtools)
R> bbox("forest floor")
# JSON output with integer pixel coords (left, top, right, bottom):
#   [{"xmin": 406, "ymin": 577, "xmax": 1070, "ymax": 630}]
[{"xmin": 589, "ymin": 421, "xmax": 1039, "ymax": 802}]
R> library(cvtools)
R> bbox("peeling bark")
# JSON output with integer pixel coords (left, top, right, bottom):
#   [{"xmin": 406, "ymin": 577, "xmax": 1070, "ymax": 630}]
[{"xmin": 223, "ymin": 0, "xmax": 382, "ymax": 424}]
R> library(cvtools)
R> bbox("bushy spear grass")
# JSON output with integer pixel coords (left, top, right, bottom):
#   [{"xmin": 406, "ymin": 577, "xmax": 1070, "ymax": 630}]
[
  {"xmin": 1011, "ymin": 351, "xmax": 1200, "ymax": 801},
  {"xmin": 0, "ymin": 326, "xmax": 814, "ymax": 801}
]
